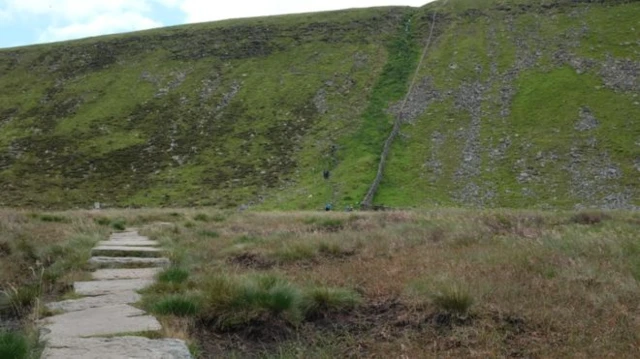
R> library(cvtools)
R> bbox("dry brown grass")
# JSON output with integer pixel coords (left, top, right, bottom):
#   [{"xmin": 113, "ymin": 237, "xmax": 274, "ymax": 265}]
[
  {"xmin": 2, "ymin": 208, "xmax": 640, "ymax": 358},
  {"xmin": 0, "ymin": 210, "xmax": 113, "ymax": 357},
  {"xmin": 132, "ymin": 208, "xmax": 640, "ymax": 357}
]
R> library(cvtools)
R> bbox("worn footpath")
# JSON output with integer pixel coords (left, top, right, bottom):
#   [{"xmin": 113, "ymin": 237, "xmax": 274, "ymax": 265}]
[{"xmin": 40, "ymin": 229, "xmax": 192, "ymax": 359}]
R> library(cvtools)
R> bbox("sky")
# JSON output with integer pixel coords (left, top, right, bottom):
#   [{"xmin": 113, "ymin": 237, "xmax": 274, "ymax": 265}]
[{"xmin": 0, "ymin": 0, "xmax": 432, "ymax": 49}]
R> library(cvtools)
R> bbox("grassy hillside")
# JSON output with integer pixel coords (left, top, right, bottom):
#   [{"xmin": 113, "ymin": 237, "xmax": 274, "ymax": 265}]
[
  {"xmin": 0, "ymin": 0, "xmax": 638, "ymax": 209},
  {"xmin": 374, "ymin": 0, "xmax": 640, "ymax": 210}
]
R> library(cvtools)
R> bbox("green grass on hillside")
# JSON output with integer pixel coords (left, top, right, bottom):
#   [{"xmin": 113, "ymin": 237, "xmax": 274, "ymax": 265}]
[
  {"xmin": 375, "ymin": 0, "xmax": 640, "ymax": 209},
  {"xmin": 0, "ymin": 0, "xmax": 638, "ymax": 209}
]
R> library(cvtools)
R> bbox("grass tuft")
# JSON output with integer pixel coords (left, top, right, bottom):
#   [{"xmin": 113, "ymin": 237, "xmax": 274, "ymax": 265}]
[
  {"xmin": 194, "ymin": 213, "xmax": 210, "ymax": 222},
  {"xmin": 93, "ymin": 217, "xmax": 112, "ymax": 226},
  {"xmin": 158, "ymin": 267, "xmax": 189, "ymax": 284},
  {"xmin": 431, "ymin": 283, "xmax": 474, "ymax": 316},
  {"xmin": 570, "ymin": 211, "xmax": 611, "ymax": 225},
  {"xmin": 630, "ymin": 258, "xmax": 640, "ymax": 282},
  {"xmin": 0, "ymin": 331, "xmax": 29, "ymax": 359},
  {"xmin": 111, "ymin": 219, "xmax": 126, "ymax": 231},
  {"xmin": 272, "ymin": 243, "xmax": 317, "ymax": 263},
  {"xmin": 317, "ymin": 241, "xmax": 355, "ymax": 258},
  {"xmin": 201, "ymin": 274, "xmax": 303, "ymax": 329},
  {"xmin": 4, "ymin": 284, "xmax": 42, "ymax": 315},
  {"xmin": 0, "ymin": 241, "xmax": 12, "ymax": 257},
  {"xmin": 211, "ymin": 214, "xmax": 227, "ymax": 223},
  {"xmin": 151, "ymin": 295, "xmax": 200, "ymax": 317},
  {"xmin": 199, "ymin": 230, "xmax": 220, "ymax": 238},
  {"xmin": 305, "ymin": 217, "xmax": 346, "ymax": 232},
  {"xmin": 235, "ymin": 235, "xmax": 259, "ymax": 243},
  {"xmin": 38, "ymin": 214, "xmax": 68, "ymax": 223},
  {"xmin": 301, "ymin": 287, "xmax": 361, "ymax": 318}
]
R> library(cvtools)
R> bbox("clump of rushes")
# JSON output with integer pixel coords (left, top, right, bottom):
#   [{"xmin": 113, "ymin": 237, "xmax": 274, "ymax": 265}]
[
  {"xmin": 301, "ymin": 287, "xmax": 361, "ymax": 318},
  {"xmin": 317, "ymin": 241, "xmax": 355, "ymax": 258},
  {"xmin": 194, "ymin": 213, "xmax": 209, "ymax": 222},
  {"xmin": 0, "ymin": 331, "xmax": 29, "ymax": 359},
  {"xmin": 111, "ymin": 219, "xmax": 126, "ymax": 231},
  {"xmin": 570, "ymin": 211, "xmax": 610, "ymax": 225},
  {"xmin": 158, "ymin": 267, "xmax": 189, "ymax": 284},
  {"xmin": 2, "ymin": 284, "xmax": 42, "ymax": 317},
  {"xmin": 198, "ymin": 230, "xmax": 219, "ymax": 238},
  {"xmin": 151, "ymin": 294, "xmax": 200, "ymax": 317},
  {"xmin": 93, "ymin": 217, "xmax": 111, "ymax": 226},
  {"xmin": 272, "ymin": 243, "xmax": 317, "ymax": 263},
  {"xmin": 38, "ymin": 214, "xmax": 68, "ymax": 223},
  {"xmin": 199, "ymin": 274, "xmax": 361, "ymax": 329},
  {"xmin": 201, "ymin": 274, "xmax": 302, "ymax": 329},
  {"xmin": 431, "ymin": 282, "xmax": 474, "ymax": 316}
]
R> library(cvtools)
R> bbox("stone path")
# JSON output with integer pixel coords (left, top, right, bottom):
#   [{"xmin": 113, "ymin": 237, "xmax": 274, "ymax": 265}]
[{"xmin": 41, "ymin": 229, "xmax": 192, "ymax": 359}]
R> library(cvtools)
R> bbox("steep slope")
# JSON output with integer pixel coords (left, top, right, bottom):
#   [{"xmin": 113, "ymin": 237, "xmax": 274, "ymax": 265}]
[
  {"xmin": 0, "ymin": 8, "xmax": 413, "ymax": 208},
  {"xmin": 0, "ymin": 0, "xmax": 638, "ymax": 210},
  {"xmin": 372, "ymin": 0, "xmax": 640, "ymax": 210}
]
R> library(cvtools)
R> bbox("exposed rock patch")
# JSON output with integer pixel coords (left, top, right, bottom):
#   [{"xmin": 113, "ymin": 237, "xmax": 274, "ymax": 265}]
[
  {"xmin": 575, "ymin": 107, "xmax": 600, "ymax": 132},
  {"xmin": 600, "ymin": 56, "xmax": 640, "ymax": 92},
  {"xmin": 389, "ymin": 77, "xmax": 441, "ymax": 124}
]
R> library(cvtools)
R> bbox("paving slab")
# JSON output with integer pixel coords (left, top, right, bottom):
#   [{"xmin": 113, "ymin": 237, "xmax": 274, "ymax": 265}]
[
  {"xmin": 112, "ymin": 229, "xmax": 140, "ymax": 234},
  {"xmin": 92, "ymin": 246, "xmax": 164, "ymax": 257},
  {"xmin": 109, "ymin": 232, "xmax": 149, "ymax": 240},
  {"xmin": 92, "ymin": 268, "xmax": 162, "ymax": 281},
  {"xmin": 41, "ymin": 304, "xmax": 161, "ymax": 344},
  {"xmin": 109, "ymin": 235, "xmax": 151, "ymax": 241},
  {"xmin": 46, "ymin": 291, "xmax": 141, "ymax": 313},
  {"xmin": 75, "ymin": 279, "xmax": 154, "ymax": 296},
  {"xmin": 109, "ymin": 232, "xmax": 143, "ymax": 238},
  {"xmin": 42, "ymin": 336, "xmax": 192, "ymax": 359},
  {"xmin": 89, "ymin": 256, "xmax": 170, "ymax": 268},
  {"xmin": 98, "ymin": 240, "xmax": 159, "ymax": 247}
]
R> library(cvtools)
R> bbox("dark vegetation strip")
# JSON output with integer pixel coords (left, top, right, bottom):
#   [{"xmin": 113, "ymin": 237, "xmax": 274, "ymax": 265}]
[
  {"xmin": 361, "ymin": 8, "xmax": 439, "ymax": 209},
  {"xmin": 336, "ymin": 11, "xmax": 419, "ymax": 205}
]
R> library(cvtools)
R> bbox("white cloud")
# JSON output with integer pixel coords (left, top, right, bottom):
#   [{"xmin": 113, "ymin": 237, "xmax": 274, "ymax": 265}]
[
  {"xmin": 0, "ymin": 9, "xmax": 11, "ymax": 21},
  {"xmin": 177, "ymin": 0, "xmax": 430, "ymax": 24},
  {"xmin": 39, "ymin": 12, "xmax": 162, "ymax": 42},
  {"xmin": 2, "ymin": 0, "xmax": 151, "ymax": 20},
  {"xmin": 0, "ymin": 0, "xmax": 434, "ymax": 46},
  {"xmin": 1, "ymin": 0, "xmax": 169, "ymax": 43}
]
